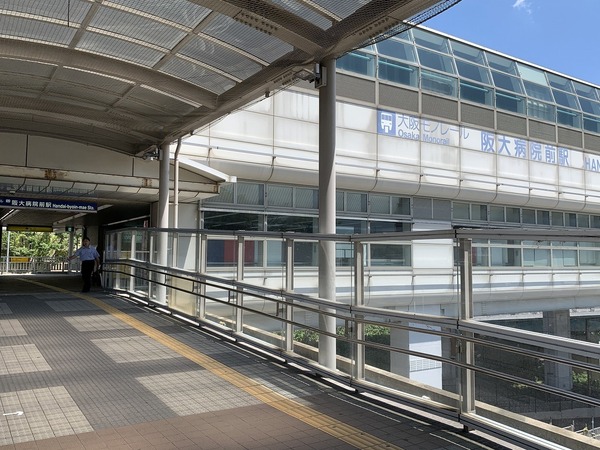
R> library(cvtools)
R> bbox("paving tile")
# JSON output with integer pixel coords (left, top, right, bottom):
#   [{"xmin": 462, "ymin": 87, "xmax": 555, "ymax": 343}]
[{"xmin": 0, "ymin": 275, "xmax": 517, "ymax": 450}]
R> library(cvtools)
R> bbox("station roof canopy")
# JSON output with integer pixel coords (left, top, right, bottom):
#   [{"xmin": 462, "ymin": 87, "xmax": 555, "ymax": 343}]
[{"xmin": 0, "ymin": 0, "xmax": 460, "ymax": 156}]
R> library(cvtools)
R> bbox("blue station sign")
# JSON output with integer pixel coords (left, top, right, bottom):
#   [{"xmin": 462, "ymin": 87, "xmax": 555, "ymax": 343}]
[{"xmin": 0, "ymin": 197, "xmax": 97, "ymax": 212}]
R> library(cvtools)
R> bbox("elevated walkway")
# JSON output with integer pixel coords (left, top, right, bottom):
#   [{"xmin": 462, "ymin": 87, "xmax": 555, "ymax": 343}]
[{"xmin": 0, "ymin": 274, "xmax": 515, "ymax": 449}]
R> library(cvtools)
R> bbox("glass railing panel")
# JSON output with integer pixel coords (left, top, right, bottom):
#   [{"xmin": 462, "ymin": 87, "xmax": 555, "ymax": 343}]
[
  {"xmin": 169, "ymin": 277, "xmax": 196, "ymax": 316},
  {"xmin": 240, "ymin": 292, "xmax": 285, "ymax": 348}
]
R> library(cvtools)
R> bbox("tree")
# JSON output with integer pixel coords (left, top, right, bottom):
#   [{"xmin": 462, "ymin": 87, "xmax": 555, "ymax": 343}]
[{"xmin": 2, "ymin": 231, "xmax": 79, "ymax": 258}]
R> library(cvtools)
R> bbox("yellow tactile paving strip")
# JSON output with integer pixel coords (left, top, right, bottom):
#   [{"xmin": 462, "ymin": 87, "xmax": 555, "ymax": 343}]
[{"xmin": 24, "ymin": 279, "xmax": 404, "ymax": 450}]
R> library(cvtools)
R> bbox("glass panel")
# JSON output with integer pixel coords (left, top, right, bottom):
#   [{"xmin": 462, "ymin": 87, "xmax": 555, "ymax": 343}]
[
  {"xmin": 552, "ymin": 90, "xmax": 580, "ymax": 109},
  {"xmin": 204, "ymin": 183, "xmax": 233, "ymax": 203},
  {"xmin": 506, "ymin": 207, "xmax": 520, "ymax": 223},
  {"xmin": 490, "ymin": 206, "xmax": 505, "ymax": 222},
  {"xmin": 392, "ymin": 197, "xmax": 411, "ymax": 215},
  {"xmin": 496, "ymin": 90, "xmax": 526, "ymax": 113},
  {"xmin": 337, "ymin": 218, "xmax": 366, "ymax": 234},
  {"xmin": 522, "ymin": 209, "xmax": 536, "ymax": 224},
  {"xmin": 266, "ymin": 215, "xmax": 316, "ymax": 232},
  {"xmin": 523, "ymin": 81, "xmax": 553, "ymax": 102},
  {"xmin": 296, "ymin": 188, "xmax": 318, "ymax": 209},
  {"xmin": 557, "ymin": 108, "xmax": 581, "ymax": 128},
  {"xmin": 417, "ymin": 48, "xmax": 455, "ymax": 73},
  {"xmin": 578, "ymin": 214, "xmax": 590, "ymax": 228},
  {"xmin": 453, "ymin": 202, "xmax": 470, "ymax": 220},
  {"xmin": 580, "ymin": 250, "xmax": 600, "ymax": 265},
  {"xmin": 237, "ymin": 182, "xmax": 264, "ymax": 205},
  {"xmin": 268, "ymin": 185, "xmax": 292, "ymax": 207},
  {"xmin": 527, "ymin": 100, "xmax": 555, "ymax": 122},
  {"xmin": 347, "ymin": 192, "xmax": 367, "ymax": 212},
  {"xmin": 370, "ymin": 195, "xmax": 390, "ymax": 214},
  {"xmin": 450, "ymin": 40, "xmax": 485, "ymax": 64},
  {"xmin": 376, "ymin": 39, "xmax": 416, "ymax": 62},
  {"xmin": 421, "ymin": 69, "xmax": 457, "ymax": 97},
  {"xmin": 378, "ymin": 58, "xmax": 418, "ymax": 87},
  {"xmin": 517, "ymin": 63, "xmax": 548, "ymax": 85},
  {"xmin": 337, "ymin": 51, "xmax": 375, "ymax": 76},
  {"xmin": 573, "ymin": 81, "xmax": 598, "ymax": 100},
  {"xmin": 204, "ymin": 211, "xmax": 262, "ymax": 231},
  {"xmin": 592, "ymin": 216, "xmax": 600, "ymax": 228},
  {"xmin": 491, "ymin": 247, "xmax": 521, "ymax": 266},
  {"xmin": 412, "ymin": 28, "xmax": 449, "ymax": 53},
  {"xmin": 578, "ymin": 98, "xmax": 600, "ymax": 115},
  {"xmin": 486, "ymin": 53, "xmax": 518, "ymax": 75},
  {"xmin": 537, "ymin": 210, "xmax": 550, "ymax": 225},
  {"xmin": 553, "ymin": 249, "xmax": 577, "ymax": 267},
  {"xmin": 472, "ymin": 246, "xmax": 489, "ymax": 266},
  {"xmin": 460, "ymin": 80, "xmax": 492, "ymax": 105},
  {"xmin": 336, "ymin": 191, "xmax": 344, "ymax": 211},
  {"xmin": 370, "ymin": 244, "xmax": 411, "ymax": 266},
  {"xmin": 523, "ymin": 248, "xmax": 550, "ymax": 266},
  {"xmin": 566, "ymin": 213, "xmax": 577, "ymax": 227},
  {"xmin": 370, "ymin": 221, "xmax": 410, "ymax": 233},
  {"xmin": 471, "ymin": 204, "xmax": 488, "ymax": 221},
  {"xmin": 552, "ymin": 211, "xmax": 564, "ymax": 226},
  {"xmin": 547, "ymin": 73, "xmax": 574, "ymax": 92},
  {"xmin": 455, "ymin": 60, "xmax": 490, "ymax": 83},
  {"xmin": 491, "ymin": 71, "xmax": 523, "ymax": 93},
  {"xmin": 584, "ymin": 115, "xmax": 600, "ymax": 133},
  {"xmin": 336, "ymin": 242, "xmax": 354, "ymax": 266}
]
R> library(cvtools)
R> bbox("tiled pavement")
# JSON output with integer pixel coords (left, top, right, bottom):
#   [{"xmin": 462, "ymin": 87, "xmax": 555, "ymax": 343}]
[{"xmin": 0, "ymin": 274, "xmax": 520, "ymax": 449}]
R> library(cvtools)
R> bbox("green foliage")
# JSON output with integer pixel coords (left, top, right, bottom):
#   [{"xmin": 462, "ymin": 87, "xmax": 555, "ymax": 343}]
[
  {"xmin": 294, "ymin": 325, "xmax": 391, "ymax": 369},
  {"xmin": 2, "ymin": 231, "xmax": 78, "ymax": 258}
]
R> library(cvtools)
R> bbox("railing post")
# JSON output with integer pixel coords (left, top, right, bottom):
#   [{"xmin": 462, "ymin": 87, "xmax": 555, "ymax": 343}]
[
  {"xmin": 285, "ymin": 237, "xmax": 294, "ymax": 352},
  {"xmin": 129, "ymin": 230, "xmax": 136, "ymax": 293},
  {"xmin": 459, "ymin": 237, "xmax": 475, "ymax": 417},
  {"xmin": 197, "ymin": 233, "xmax": 207, "ymax": 320},
  {"xmin": 353, "ymin": 240, "xmax": 365, "ymax": 381},
  {"xmin": 235, "ymin": 236, "xmax": 244, "ymax": 334}
]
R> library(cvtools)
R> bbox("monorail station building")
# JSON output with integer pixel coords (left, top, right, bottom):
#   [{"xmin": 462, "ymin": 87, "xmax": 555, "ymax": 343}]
[
  {"xmin": 1, "ymin": 2, "xmax": 600, "ymax": 448},
  {"xmin": 170, "ymin": 24, "xmax": 600, "ymax": 444}
]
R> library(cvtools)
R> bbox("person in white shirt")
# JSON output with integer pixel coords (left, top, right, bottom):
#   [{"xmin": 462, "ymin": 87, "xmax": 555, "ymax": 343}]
[{"xmin": 68, "ymin": 236, "xmax": 100, "ymax": 292}]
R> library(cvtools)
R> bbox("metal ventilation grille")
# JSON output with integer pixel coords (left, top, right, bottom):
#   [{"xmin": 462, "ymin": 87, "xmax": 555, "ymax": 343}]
[{"xmin": 351, "ymin": 0, "xmax": 463, "ymax": 50}]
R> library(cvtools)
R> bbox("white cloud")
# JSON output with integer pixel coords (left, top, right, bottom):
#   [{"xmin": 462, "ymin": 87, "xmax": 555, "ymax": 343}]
[{"xmin": 513, "ymin": 0, "xmax": 533, "ymax": 14}]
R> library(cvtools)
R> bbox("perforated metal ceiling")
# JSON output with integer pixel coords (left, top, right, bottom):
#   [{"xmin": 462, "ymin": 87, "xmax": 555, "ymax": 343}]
[{"xmin": 0, "ymin": 0, "xmax": 461, "ymax": 155}]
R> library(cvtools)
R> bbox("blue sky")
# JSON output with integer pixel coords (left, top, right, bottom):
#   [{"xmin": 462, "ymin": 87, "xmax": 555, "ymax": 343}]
[{"xmin": 424, "ymin": 0, "xmax": 600, "ymax": 86}]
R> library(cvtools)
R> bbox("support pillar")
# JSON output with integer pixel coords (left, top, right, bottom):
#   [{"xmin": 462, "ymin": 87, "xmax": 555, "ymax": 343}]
[
  {"xmin": 543, "ymin": 309, "xmax": 572, "ymax": 390},
  {"xmin": 318, "ymin": 58, "xmax": 337, "ymax": 369},
  {"xmin": 156, "ymin": 143, "xmax": 169, "ymax": 305}
]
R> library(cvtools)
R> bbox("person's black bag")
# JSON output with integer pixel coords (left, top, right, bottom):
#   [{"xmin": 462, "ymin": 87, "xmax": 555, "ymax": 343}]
[{"xmin": 92, "ymin": 268, "xmax": 102, "ymax": 287}]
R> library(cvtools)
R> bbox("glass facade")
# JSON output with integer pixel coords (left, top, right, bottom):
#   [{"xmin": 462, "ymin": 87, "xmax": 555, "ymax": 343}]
[{"xmin": 337, "ymin": 27, "xmax": 600, "ymax": 132}]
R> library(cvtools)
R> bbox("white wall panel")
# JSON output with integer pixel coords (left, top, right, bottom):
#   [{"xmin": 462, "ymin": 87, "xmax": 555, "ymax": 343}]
[
  {"xmin": 337, "ymin": 103, "xmax": 376, "ymax": 132},
  {"xmin": 274, "ymin": 90, "xmax": 319, "ymax": 122},
  {"xmin": 421, "ymin": 143, "xmax": 459, "ymax": 170},
  {"xmin": 378, "ymin": 135, "xmax": 420, "ymax": 164},
  {"xmin": 209, "ymin": 110, "xmax": 273, "ymax": 146},
  {"xmin": 497, "ymin": 155, "xmax": 528, "ymax": 180},
  {"xmin": 28, "ymin": 136, "xmax": 133, "ymax": 175},
  {"xmin": 273, "ymin": 117, "xmax": 318, "ymax": 150},
  {"xmin": 337, "ymin": 128, "xmax": 377, "ymax": 159},
  {"xmin": 558, "ymin": 166, "xmax": 584, "ymax": 189},
  {"xmin": 0, "ymin": 133, "xmax": 26, "ymax": 165},
  {"xmin": 460, "ymin": 149, "xmax": 496, "ymax": 176},
  {"xmin": 529, "ymin": 160, "xmax": 557, "ymax": 184}
]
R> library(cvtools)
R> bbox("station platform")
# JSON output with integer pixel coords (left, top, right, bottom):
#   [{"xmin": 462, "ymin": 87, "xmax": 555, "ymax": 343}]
[{"xmin": 0, "ymin": 274, "xmax": 518, "ymax": 449}]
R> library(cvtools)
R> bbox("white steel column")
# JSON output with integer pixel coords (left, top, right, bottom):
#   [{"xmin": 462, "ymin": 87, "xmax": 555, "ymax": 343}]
[
  {"xmin": 156, "ymin": 143, "xmax": 169, "ymax": 305},
  {"xmin": 318, "ymin": 58, "xmax": 337, "ymax": 369}
]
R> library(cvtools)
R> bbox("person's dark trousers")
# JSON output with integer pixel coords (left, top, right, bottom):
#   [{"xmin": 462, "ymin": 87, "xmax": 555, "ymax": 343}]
[{"xmin": 81, "ymin": 260, "xmax": 95, "ymax": 292}]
